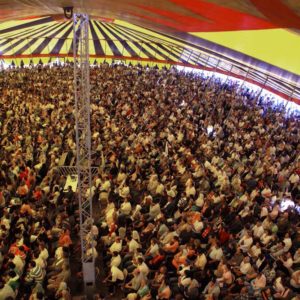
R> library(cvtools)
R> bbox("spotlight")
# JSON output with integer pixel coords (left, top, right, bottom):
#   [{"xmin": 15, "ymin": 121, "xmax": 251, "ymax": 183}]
[{"xmin": 63, "ymin": 7, "xmax": 74, "ymax": 19}]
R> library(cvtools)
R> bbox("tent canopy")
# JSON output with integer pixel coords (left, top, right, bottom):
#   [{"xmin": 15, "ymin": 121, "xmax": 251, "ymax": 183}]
[{"xmin": 0, "ymin": 0, "xmax": 299, "ymax": 102}]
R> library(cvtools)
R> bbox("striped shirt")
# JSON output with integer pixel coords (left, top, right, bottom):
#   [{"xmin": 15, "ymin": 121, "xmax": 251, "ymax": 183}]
[{"xmin": 27, "ymin": 265, "xmax": 45, "ymax": 283}]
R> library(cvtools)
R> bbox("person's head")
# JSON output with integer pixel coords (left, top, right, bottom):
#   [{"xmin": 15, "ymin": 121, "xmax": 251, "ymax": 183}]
[
  {"xmin": 8, "ymin": 270, "xmax": 16, "ymax": 278},
  {"xmin": 151, "ymin": 238, "xmax": 157, "ymax": 245},
  {"xmin": 159, "ymin": 266, "xmax": 167, "ymax": 274},
  {"xmin": 7, "ymin": 253, "xmax": 15, "ymax": 260},
  {"xmin": 185, "ymin": 270, "xmax": 192, "ymax": 278},
  {"xmin": 7, "ymin": 262, "xmax": 16, "ymax": 270},
  {"xmin": 137, "ymin": 257, "xmax": 144, "ymax": 265},
  {"xmin": 243, "ymin": 256, "xmax": 250, "ymax": 263},
  {"xmin": 36, "ymin": 292, "xmax": 44, "ymax": 300},
  {"xmin": 173, "ymin": 236, "xmax": 179, "ymax": 243},
  {"xmin": 39, "ymin": 241, "xmax": 45, "ymax": 250}
]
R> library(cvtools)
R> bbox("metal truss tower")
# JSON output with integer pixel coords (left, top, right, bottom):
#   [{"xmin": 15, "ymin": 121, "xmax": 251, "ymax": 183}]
[{"xmin": 73, "ymin": 13, "xmax": 95, "ymax": 289}]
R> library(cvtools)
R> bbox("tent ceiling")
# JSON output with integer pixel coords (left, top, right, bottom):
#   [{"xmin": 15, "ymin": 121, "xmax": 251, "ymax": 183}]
[
  {"xmin": 0, "ymin": 0, "xmax": 300, "ymax": 32},
  {"xmin": 0, "ymin": 0, "xmax": 299, "ymax": 95}
]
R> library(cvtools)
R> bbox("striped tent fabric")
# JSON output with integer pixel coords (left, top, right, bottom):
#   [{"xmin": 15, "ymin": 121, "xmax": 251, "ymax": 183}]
[
  {"xmin": 0, "ymin": 16, "xmax": 299, "ymax": 103},
  {"xmin": 0, "ymin": 17, "xmax": 201, "ymax": 64}
]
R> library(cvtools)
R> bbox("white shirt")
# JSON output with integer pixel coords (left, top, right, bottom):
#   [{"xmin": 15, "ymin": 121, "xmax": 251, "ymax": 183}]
[
  {"xmin": 283, "ymin": 258, "xmax": 293, "ymax": 269},
  {"xmin": 289, "ymin": 173, "xmax": 299, "ymax": 184},
  {"xmin": 283, "ymin": 238, "xmax": 292, "ymax": 252},
  {"xmin": 260, "ymin": 233, "xmax": 273, "ymax": 245},
  {"xmin": 250, "ymin": 245, "xmax": 261, "ymax": 258},
  {"xmin": 253, "ymin": 274, "xmax": 266, "ymax": 288},
  {"xmin": 87, "ymin": 247, "xmax": 98, "ymax": 259},
  {"xmin": 261, "ymin": 188, "xmax": 272, "ymax": 198},
  {"xmin": 0, "ymin": 283, "xmax": 15, "ymax": 299},
  {"xmin": 260, "ymin": 207, "xmax": 269, "ymax": 218},
  {"xmin": 195, "ymin": 194, "xmax": 204, "ymax": 207},
  {"xmin": 239, "ymin": 236, "xmax": 253, "ymax": 252},
  {"xmin": 110, "ymin": 241, "xmax": 122, "ymax": 253},
  {"xmin": 129, "ymin": 239, "xmax": 141, "ymax": 253},
  {"xmin": 39, "ymin": 248, "xmax": 49, "ymax": 261},
  {"xmin": 180, "ymin": 275, "xmax": 192, "ymax": 287},
  {"xmin": 119, "ymin": 186, "xmax": 130, "ymax": 198},
  {"xmin": 149, "ymin": 243, "xmax": 159, "ymax": 256},
  {"xmin": 156, "ymin": 183, "xmax": 165, "ymax": 195},
  {"xmin": 55, "ymin": 247, "xmax": 63, "ymax": 260},
  {"xmin": 253, "ymin": 225, "xmax": 264, "ymax": 238},
  {"xmin": 120, "ymin": 201, "xmax": 132, "ymax": 215},
  {"xmin": 209, "ymin": 247, "xmax": 223, "ymax": 261},
  {"xmin": 195, "ymin": 254, "xmax": 207, "ymax": 270},
  {"xmin": 13, "ymin": 255, "xmax": 25, "ymax": 274},
  {"xmin": 110, "ymin": 254, "xmax": 121, "ymax": 267},
  {"xmin": 193, "ymin": 221, "xmax": 204, "ymax": 233},
  {"xmin": 34, "ymin": 257, "xmax": 46, "ymax": 269},
  {"xmin": 185, "ymin": 185, "xmax": 196, "ymax": 197},
  {"xmin": 91, "ymin": 225, "xmax": 99, "ymax": 238},
  {"xmin": 149, "ymin": 204, "xmax": 161, "ymax": 218},
  {"xmin": 137, "ymin": 262, "xmax": 149, "ymax": 277},
  {"xmin": 111, "ymin": 266, "xmax": 124, "ymax": 282},
  {"xmin": 101, "ymin": 180, "xmax": 111, "ymax": 191},
  {"xmin": 240, "ymin": 261, "xmax": 252, "ymax": 275}
]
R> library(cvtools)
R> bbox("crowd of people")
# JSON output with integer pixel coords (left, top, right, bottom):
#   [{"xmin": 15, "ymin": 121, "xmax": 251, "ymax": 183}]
[{"xmin": 0, "ymin": 62, "xmax": 299, "ymax": 300}]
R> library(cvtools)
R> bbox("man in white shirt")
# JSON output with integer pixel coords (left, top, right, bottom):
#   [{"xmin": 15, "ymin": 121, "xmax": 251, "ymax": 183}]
[
  {"xmin": 136, "ymin": 257, "xmax": 149, "ymax": 277},
  {"xmin": 109, "ymin": 237, "xmax": 122, "ymax": 254},
  {"xmin": 110, "ymin": 252, "xmax": 121, "ymax": 268},
  {"xmin": 110, "ymin": 265, "xmax": 124, "ymax": 282},
  {"xmin": 192, "ymin": 220, "xmax": 204, "ymax": 233},
  {"xmin": 239, "ymin": 257, "xmax": 252, "ymax": 275},
  {"xmin": 33, "ymin": 251, "xmax": 46, "ymax": 269},
  {"xmin": 128, "ymin": 238, "xmax": 141, "ymax": 254},
  {"xmin": 10, "ymin": 253, "xmax": 25, "ymax": 276},
  {"xmin": 120, "ymin": 198, "xmax": 132, "ymax": 216},
  {"xmin": 148, "ymin": 201, "xmax": 161, "ymax": 221},
  {"xmin": 209, "ymin": 244, "xmax": 223, "ymax": 261},
  {"xmin": 252, "ymin": 221, "xmax": 264, "ymax": 238},
  {"xmin": 252, "ymin": 273, "xmax": 266, "ymax": 289},
  {"xmin": 289, "ymin": 172, "xmax": 299, "ymax": 185},
  {"xmin": 195, "ymin": 251, "xmax": 207, "ymax": 270},
  {"xmin": 249, "ymin": 242, "xmax": 261, "ymax": 258},
  {"xmin": 283, "ymin": 233, "xmax": 292, "ymax": 252},
  {"xmin": 238, "ymin": 231, "xmax": 253, "ymax": 252},
  {"xmin": 0, "ymin": 282, "xmax": 15, "ymax": 299},
  {"xmin": 38, "ymin": 242, "xmax": 49, "ymax": 262}
]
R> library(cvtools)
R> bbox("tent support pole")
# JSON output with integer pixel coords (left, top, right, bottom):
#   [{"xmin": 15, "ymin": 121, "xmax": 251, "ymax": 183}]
[{"xmin": 73, "ymin": 12, "xmax": 95, "ymax": 296}]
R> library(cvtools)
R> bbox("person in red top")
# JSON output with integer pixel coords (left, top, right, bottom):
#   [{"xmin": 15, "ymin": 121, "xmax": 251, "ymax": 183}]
[
  {"xmin": 58, "ymin": 229, "xmax": 72, "ymax": 248},
  {"xmin": 17, "ymin": 181, "xmax": 29, "ymax": 197},
  {"xmin": 33, "ymin": 187, "xmax": 42, "ymax": 201},
  {"xmin": 163, "ymin": 236, "xmax": 179, "ymax": 254},
  {"xmin": 19, "ymin": 166, "xmax": 29, "ymax": 181},
  {"xmin": 25, "ymin": 170, "xmax": 36, "ymax": 189},
  {"xmin": 9, "ymin": 242, "xmax": 29, "ymax": 261},
  {"xmin": 219, "ymin": 225, "xmax": 230, "ymax": 245}
]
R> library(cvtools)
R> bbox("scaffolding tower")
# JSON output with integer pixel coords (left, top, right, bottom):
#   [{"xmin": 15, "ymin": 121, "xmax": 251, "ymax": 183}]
[{"xmin": 73, "ymin": 12, "xmax": 95, "ymax": 290}]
